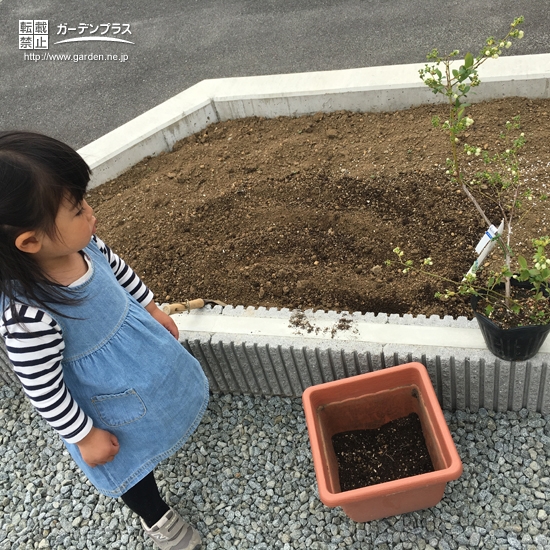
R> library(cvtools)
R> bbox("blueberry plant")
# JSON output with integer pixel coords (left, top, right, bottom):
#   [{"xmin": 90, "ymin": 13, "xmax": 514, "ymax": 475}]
[{"xmin": 388, "ymin": 18, "xmax": 550, "ymax": 325}]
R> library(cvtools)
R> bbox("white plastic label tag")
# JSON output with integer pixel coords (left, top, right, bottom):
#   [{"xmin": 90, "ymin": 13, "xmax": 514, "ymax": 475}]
[
  {"xmin": 466, "ymin": 220, "xmax": 504, "ymax": 276},
  {"xmin": 475, "ymin": 225, "xmax": 499, "ymax": 255}
]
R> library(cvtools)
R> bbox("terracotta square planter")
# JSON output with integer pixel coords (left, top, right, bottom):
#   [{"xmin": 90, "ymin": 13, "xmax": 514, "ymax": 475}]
[{"xmin": 302, "ymin": 362, "xmax": 462, "ymax": 522}]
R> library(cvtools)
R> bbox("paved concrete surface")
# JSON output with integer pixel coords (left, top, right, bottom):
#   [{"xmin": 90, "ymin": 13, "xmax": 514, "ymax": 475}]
[{"xmin": 1, "ymin": 1, "xmax": 549, "ymax": 149}]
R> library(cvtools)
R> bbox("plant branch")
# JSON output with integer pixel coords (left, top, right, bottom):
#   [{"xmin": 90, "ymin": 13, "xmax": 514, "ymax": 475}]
[{"xmin": 460, "ymin": 183, "xmax": 492, "ymax": 227}]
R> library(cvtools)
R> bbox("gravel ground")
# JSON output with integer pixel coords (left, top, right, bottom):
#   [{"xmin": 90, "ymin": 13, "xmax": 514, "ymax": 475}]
[{"xmin": 1, "ymin": 384, "xmax": 550, "ymax": 550}]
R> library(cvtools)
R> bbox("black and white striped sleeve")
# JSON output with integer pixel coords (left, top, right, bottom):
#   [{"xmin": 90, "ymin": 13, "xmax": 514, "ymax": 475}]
[
  {"xmin": 1, "ymin": 305, "xmax": 93, "ymax": 444},
  {"xmin": 92, "ymin": 235, "xmax": 154, "ymax": 306}
]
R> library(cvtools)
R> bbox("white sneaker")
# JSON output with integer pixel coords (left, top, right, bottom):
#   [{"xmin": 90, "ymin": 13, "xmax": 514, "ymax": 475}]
[{"xmin": 141, "ymin": 508, "xmax": 202, "ymax": 550}]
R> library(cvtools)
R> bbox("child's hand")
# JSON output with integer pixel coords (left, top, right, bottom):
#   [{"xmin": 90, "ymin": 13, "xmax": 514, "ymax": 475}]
[
  {"xmin": 77, "ymin": 427, "xmax": 120, "ymax": 468},
  {"xmin": 145, "ymin": 301, "xmax": 180, "ymax": 339}
]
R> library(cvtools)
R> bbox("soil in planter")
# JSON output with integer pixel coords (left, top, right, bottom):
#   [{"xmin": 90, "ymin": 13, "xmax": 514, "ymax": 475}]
[
  {"xmin": 87, "ymin": 97, "xmax": 550, "ymax": 319},
  {"xmin": 331, "ymin": 413, "xmax": 434, "ymax": 492}
]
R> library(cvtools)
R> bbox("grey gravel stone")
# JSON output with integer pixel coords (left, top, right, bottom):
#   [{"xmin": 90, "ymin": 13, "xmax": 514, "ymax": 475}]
[{"xmin": 2, "ymin": 385, "xmax": 550, "ymax": 549}]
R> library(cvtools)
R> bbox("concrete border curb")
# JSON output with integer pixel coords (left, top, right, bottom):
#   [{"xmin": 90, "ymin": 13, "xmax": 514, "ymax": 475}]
[
  {"xmin": 174, "ymin": 306, "xmax": 550, "ymax": 414},
  {"xmin": 2, "ymin": 55, "xmax": 550, "ymax": 411},
  {"xmin": 80, "ymin": 53, "xmax": 550, "ymax": 189}
]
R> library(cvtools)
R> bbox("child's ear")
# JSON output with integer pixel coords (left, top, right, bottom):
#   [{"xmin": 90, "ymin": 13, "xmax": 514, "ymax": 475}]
[{"xmin": 15, "ymin": 231, "xmax": 43, "ymax": 254}]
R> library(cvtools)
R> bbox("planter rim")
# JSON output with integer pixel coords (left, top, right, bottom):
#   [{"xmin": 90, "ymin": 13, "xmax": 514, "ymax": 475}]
[{"xmin": 472, "ymin": 310, "xmax": 550, "ymax": 335}]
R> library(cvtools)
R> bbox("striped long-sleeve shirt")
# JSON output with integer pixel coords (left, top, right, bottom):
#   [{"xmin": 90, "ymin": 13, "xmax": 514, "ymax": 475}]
[{"xmin": 0, "ymin": 235, "xmax": 154, "ymax": 444}]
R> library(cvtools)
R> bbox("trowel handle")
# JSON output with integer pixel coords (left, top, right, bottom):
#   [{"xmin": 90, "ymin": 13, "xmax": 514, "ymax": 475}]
[{"xmin": 162, "ymin": 299, "xmax": 205, "ymax": 315}]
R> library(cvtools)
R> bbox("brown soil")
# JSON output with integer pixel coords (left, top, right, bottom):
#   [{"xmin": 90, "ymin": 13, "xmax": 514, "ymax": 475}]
[
  {"xmin": 332, "ymin": 413, "xmax": 434, "ymax": 491},
  {"xmin": 87, "ymin": 97, "xmax": 550, "ymax": 319}
]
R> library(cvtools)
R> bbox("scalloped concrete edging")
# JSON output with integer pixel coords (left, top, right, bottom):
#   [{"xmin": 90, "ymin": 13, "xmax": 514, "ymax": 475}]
[
  {"xmin": 2, "ymin": 54, "xmax": 550, "ymax": 411},
  {"xmin": 175, "ymin": 306, "xmax": 550, "ymax": 414}
]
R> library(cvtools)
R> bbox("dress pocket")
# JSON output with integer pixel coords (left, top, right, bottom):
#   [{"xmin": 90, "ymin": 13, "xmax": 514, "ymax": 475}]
[{"xmin": 91, "ymin": 388, "xmax": 146, "ymax": 427}]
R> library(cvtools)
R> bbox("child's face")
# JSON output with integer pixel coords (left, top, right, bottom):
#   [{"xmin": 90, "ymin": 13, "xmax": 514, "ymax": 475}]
[{"xmin": 40, "ymin": 198, "xmax": 97, "ymax": 257}]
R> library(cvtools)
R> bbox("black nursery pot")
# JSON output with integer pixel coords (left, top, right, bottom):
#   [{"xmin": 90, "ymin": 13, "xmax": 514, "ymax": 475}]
[{"xmin": 471, "ymin": 288, "xmax": 550, "ymax": 361}]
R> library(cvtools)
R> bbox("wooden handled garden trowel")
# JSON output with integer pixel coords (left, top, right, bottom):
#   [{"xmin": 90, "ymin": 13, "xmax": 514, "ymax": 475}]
[{"xmin": 162, "ymin": 299, "xmax": 226, "ymax": 315}]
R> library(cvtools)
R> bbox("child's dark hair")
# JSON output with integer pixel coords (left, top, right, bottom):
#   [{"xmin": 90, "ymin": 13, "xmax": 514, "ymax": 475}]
[{"xmin": 0, "ymin": 131, "xmax": 91, "ymax": 317}]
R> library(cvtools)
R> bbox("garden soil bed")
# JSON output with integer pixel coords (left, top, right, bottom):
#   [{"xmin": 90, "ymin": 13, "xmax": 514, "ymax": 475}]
[
  {"xmin": 331, "ymin": 413, "xmax": 434, "ymax": 491},
  {"xmin": 87, "ymin": 97, "xmax": 550, "ymax": 319}
]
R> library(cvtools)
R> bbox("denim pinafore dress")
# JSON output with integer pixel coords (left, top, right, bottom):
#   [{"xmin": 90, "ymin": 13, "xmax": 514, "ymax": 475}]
[{"xmin": 49, "ymin": 239, "xmax": 209, "ymax": 497}]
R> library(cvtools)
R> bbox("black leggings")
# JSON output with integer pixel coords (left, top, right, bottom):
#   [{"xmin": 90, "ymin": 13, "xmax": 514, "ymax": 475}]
[{"xmin": 120, "ymin": 471, "xmax": 170, "ymax": 528}]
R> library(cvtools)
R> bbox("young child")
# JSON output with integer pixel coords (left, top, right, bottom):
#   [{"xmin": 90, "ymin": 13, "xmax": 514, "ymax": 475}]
[{"xmin": 0, "ymin": 131, "xmax": 209, "ymax": 550}]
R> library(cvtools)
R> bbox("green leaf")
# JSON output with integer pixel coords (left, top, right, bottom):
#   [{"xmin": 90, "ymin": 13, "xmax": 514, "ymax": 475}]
[
  {"xmin": 518, "ymin": 256, "xmax": 528, "ymax": 270},
  {"xmin": 464, "ymin": 52, "xmax": 474, "ymax": 68}
]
